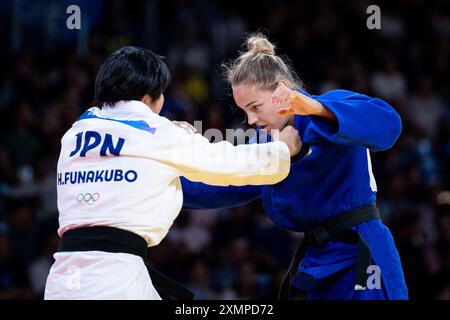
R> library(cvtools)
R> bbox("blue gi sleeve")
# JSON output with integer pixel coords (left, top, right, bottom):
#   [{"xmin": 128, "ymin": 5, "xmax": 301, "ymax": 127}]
[
  {"xmin": 181, "ymin": 177, "xmax": 262, "ymax": 210},
  {"xmin": 302, "ymin": 89, "xmax": 402, "ymax": 151}
]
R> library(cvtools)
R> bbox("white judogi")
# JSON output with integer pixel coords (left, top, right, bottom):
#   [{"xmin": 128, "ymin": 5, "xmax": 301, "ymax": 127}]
[{"xmin": 44, "ymin": 100, "xmax": 290, "ymax": 300}]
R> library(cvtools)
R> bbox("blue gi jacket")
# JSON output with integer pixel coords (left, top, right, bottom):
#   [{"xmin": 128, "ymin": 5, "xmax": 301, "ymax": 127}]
[{"xmin": 181, "ymin": 89, "xmax": 408, "ymax": 299}]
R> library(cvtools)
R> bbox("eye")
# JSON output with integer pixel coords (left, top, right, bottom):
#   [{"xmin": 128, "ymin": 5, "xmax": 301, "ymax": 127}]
[{"xmin": 251, "ymin": 105, "xmax": 262, "ymax": 112}]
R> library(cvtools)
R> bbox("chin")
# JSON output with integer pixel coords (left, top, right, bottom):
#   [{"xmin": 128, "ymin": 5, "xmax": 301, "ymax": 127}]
[
  {"xmin": 259, "ymin": 124, "xmax": 282, "ymax": 135},
  {"xmin": 267, "ymin": 128, "xmax": 277, "ymax": 135},
  {"xmin": 268, "ymin": 125, "xmax": 286, "ymax": 136}
]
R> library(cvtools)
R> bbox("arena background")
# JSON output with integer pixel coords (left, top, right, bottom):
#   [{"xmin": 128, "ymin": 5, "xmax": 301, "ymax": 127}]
[{"xmin": 0, "ymin": 0, "xmax": 449, "ymax": 300}]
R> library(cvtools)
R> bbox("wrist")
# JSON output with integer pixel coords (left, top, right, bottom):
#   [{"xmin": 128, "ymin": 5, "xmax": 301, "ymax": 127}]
[
  {"xmin": 275, "ymin": 140, "xmax": 292, "ymax": 157},
  {"xmin": 315, "ymin": 102, "xmax": 336, "ymax": 121},
  {"xmin": 290, "ymin": 91, "xmax": 327, "ymax": 116}
]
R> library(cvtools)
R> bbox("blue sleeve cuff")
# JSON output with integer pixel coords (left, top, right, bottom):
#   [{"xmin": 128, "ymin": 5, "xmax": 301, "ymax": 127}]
[
  {"xmin": 291, "ymin": 143, "xmax": 312, "ymax": 164},
  {"xmin": 305, "ymin": 114, "xmax": 340, "ymax": 143},
  {"xmin": 301, "ymin": 89, "xmax": 402, "ymax": 150},
  {"xmin": 305, "ymin": 97, "xmax": 354, "ymax": 145}
]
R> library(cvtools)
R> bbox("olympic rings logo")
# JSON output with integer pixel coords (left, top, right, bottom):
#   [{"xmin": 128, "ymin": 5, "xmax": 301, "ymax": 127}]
[{"xmin": 76, "ymin": 192, "xmax": 100, "ymax": 206}]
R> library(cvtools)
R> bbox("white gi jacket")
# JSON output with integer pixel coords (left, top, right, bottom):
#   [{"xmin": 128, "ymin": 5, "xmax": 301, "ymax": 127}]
[{"xmin": 44, "ymin": 100, "xmax": 290, "ymax": 300}]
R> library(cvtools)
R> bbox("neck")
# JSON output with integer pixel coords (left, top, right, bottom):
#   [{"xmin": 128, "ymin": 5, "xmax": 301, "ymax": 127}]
[{"xmin": 286, "ymin": 115, "xmax": 295, "ymax": 127}]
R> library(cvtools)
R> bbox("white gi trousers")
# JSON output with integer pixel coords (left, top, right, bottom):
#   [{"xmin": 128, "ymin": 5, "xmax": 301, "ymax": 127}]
[{"xmin": 44, "ymin": 251, "xmax": 161, "ymax": 300}]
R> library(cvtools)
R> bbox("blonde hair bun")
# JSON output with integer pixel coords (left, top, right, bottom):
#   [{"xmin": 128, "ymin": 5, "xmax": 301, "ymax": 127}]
[
  {"xmin": 247, "ymin": 34, "xmax": 275, "ymax": 55},
  {"xmin": 223, "ymin": 33, "xmax": 302, "ymax": 90}
]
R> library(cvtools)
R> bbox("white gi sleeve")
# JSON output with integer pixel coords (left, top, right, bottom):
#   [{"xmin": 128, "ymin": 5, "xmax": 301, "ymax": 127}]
[{"xmin": 150, "ymin": 121, "xmax": 291, "ymax": 186}]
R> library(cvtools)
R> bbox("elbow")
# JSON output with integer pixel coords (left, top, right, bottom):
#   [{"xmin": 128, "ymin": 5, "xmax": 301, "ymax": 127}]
[
  {"xmin": 372, "ymin": 107, "xmax": 403, "ymax": 151},
  {"xmin": 392, "ymin": 111, "xmax": 403, "ymax": 142},
  {"xmin": 384, "ymin": 106, "xmax": 402, "ymax": 150}
]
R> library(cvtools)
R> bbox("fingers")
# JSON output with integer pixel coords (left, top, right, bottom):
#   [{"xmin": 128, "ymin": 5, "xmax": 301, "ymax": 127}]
[
  {"xmin": 172, "ymin": 121, "xmax": 197, "ymax": 134},
  {"xmin": 271, "ymin": 97, "xmax": 290, "ymax": 110},
  {"xmin": 271, "ymin": 83, "xmax": 292, "ymax": 108},
  {"xmin": 278, "ymin": 124, "xmax": 301, "ymax": 157},
  {"xmin": 274, "ymin": 107, "xmax": 295, "ymax": 116},
  {"xmin": 271, "ymin": 96, "xmax": 288, "ymax": 107}
]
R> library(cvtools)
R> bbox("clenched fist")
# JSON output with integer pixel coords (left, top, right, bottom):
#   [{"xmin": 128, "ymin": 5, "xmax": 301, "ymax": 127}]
[{"xmin": 275, "ymin": 125, "xmax": 302, "ymax": 157}]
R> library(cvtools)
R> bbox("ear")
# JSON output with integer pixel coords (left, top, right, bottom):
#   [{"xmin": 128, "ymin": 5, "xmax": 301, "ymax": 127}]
[
  {"xmin": 277, "ymin": 79, "xmax": 291, "ymax": 89},
  {"xmin": 140, "ymin": 94, "xmax": 152, "ymax": 107}
]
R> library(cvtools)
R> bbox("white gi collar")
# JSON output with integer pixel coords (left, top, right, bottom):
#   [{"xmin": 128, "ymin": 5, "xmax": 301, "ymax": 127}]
[{"xmin": 101, "ymin": 100, "xmax": 154, "ymax": 116}]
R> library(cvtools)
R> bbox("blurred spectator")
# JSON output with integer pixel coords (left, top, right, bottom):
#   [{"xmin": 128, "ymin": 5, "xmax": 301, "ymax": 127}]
[
  {"xmin": 371, "ymin": 57, "xmax": 407, "ymax": 101},
  {"xmin": 28, "ymin": 231, "xmax": 59, "ymax": 298},
  {"xmin": 408, "ymin": 77, "xmax": 446, "ymax": 140},
  {"xmin": 186, "ymin": 258, "xmax": 216, "ymax": 299}
]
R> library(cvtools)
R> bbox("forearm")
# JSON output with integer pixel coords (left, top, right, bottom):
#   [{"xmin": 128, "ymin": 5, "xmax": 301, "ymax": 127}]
[
  {"xmin": 175, "ymin": 133, "xmax": 291, "ymax": 186},
  {"xmin": 154, "ymin": 123, "xmax": 292, "ymax": 187},
  {"xmin": 304, "ymin": 90, "xmax": 402, "ymax": 150},
  {"xmin": 291, "ymin": 91, "xmax": 336, "ymax": 121}
]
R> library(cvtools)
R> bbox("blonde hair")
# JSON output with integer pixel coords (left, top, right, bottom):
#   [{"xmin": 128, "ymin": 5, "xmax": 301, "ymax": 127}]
[{"xmin": 224, "ymin": 33, "xmax": 302, "ymax": 91}]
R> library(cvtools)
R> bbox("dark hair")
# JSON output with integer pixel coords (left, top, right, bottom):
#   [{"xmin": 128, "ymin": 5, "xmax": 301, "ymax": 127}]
[{"xmin": 94, "ymin": 46, "xmax": 171, "ymax": 106}]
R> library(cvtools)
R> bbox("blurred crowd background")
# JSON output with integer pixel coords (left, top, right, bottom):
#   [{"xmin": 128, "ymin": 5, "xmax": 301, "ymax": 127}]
[{"xmin": 0, "ymin": 0, "xmax": 449, "ymax": 300}]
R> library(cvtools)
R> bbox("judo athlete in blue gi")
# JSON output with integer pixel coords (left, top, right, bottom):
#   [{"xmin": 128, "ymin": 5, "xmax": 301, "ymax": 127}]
[{"xmin": 181, "ymin": 34, "xmax": 409, "ymax": 300}]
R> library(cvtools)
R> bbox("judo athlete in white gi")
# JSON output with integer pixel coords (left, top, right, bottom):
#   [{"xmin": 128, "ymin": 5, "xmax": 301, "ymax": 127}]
[{"xmin": 44, "ymin": 46, "xmax": 301, "ymax": 299}]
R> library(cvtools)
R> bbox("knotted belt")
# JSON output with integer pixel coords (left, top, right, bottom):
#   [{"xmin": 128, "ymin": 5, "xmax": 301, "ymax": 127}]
[
  {"xmin": 278, "ymin": 203, "xmax": 381, "ymax": 299},
  {"xmin": 58, "ymin": 226, "xmax": 194, "ymax": 300}
]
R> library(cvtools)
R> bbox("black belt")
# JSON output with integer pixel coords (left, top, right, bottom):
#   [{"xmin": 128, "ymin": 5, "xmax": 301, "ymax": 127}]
[
  {"xmin": 278, "ymin": 203, "xmax": 381, "ymax": 300},
  {"xmin": 58, "ymin": 226, "xmax": 194, "ymax": 300}
]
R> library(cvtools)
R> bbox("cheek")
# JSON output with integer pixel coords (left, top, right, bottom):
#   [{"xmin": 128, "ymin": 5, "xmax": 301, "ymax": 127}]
[
  {"xmin": 268, "ymin": 113, "xmax": 291, "ymax": 130},
  {"xmin": 261, "ymin": 103, "xmax": 279, "ymax": 124}
]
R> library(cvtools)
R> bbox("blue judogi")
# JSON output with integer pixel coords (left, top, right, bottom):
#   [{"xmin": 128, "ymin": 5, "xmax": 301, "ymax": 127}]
[{"xmin": 181, "ymin": 89, "xmax": 408, "ymax": 300}]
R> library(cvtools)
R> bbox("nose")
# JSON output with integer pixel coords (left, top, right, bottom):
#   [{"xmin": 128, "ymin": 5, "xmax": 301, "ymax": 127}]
[{"xmin": 247, "ymin": 113, "xmax": 258, "ymax": 126}]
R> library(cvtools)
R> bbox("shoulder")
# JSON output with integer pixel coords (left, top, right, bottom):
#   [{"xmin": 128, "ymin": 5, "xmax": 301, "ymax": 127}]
[
  {"xmin": 295, "ymin": 87, "xmax": 369, "ymax": 100},
  {"xmin": 313, "ymin": 89, "xmax": 371, "ymax": 100}
]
